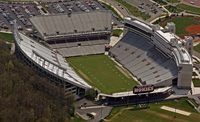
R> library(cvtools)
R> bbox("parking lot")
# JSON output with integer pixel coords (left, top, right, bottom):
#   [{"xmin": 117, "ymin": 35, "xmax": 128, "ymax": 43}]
[
  {"xmin": 0, "ymin": 3, "xmax": 42, "ymax": 31},
  {"xmin": 125, "ymin": 0, "xmax": 165, "ymax": 20},
  {"xmin": 0, "ymin": 0, "xmax": 122, "ymax": 33},
  {"xmin": 44, "ymin": 0, "xmax": 104, "ymax": 14}
]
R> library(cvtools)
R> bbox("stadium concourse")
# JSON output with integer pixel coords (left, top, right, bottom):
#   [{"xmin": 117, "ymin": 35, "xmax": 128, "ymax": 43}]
[{"xmin": 13, "ymin": 9, "xmax": 193, "ymax": 104}]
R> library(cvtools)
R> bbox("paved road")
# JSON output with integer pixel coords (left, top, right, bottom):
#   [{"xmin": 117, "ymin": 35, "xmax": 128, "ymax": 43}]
[
  {"xmin": 75, "ymin": 98, "xmax": 112, "ymax": 122},
  {"xmin": 99, "ymin": 0, "xmax": 130, "ymax": 18}
]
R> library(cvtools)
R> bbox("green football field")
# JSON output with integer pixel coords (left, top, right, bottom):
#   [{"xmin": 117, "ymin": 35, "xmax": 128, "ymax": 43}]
[
  {"xmin": 105, "ymin": 98, "xmax": 200, "ymax": 122},
  {"xmin": 67, "ymin": 54, "xmax": 138, "ymax": 94}
]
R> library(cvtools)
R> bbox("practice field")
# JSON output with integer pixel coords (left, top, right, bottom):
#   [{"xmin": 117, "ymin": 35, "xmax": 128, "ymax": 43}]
[
  {"xmin": 67, "ymin": 55, "xmax": 137, "ymax": 94},
  {"xmin": 105, "ymin": 98, "xmax": 200, "ymax": 122},
  {"xmin": 158, "ymin": 16, "xmax": 200, "ymax": 36}
]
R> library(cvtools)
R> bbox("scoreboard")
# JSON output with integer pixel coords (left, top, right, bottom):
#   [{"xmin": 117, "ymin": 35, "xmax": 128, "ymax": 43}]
[{"xmin": 133, "ymin": 85, "xmax": 154, "ymax": 94}]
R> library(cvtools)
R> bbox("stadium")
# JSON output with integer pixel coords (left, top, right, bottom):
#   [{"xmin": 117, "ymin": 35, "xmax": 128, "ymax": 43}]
[{"xmin": 13, "ymin": 10, "xmax": 193, "ymax": 104}]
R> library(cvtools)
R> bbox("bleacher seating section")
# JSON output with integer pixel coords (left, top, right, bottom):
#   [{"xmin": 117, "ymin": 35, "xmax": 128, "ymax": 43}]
[
  {"xmin": 110, "ymin": 31, "xmax": 178, "ymax": 85},
  {"xmin": 49, "ymin": 40, "xmax": 108, "ymax": 57}
]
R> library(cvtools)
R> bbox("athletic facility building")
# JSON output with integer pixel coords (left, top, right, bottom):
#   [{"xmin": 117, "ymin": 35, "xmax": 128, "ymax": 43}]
[
  {"xmin": 13, "ymin": 21, "xmax": 92, "ymax": 97},
  {"xmin": 110, "ymin": 17, "xmax": 193, "ymax": 89},
  {"xmin": 97, "ymin": 17, "xmax": 193, "ymax": 104},
  {"xmin": 30, "ymin": 10, "xmax": 112, "ymax": 57},
  {"xmin": 13, "ymin": 10, "xmax": 193, "ymax": 102}
]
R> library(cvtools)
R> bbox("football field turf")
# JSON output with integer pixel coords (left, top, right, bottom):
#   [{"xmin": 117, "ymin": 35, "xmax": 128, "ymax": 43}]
[
  {"xmin": 67, "ymin": 54, "xmax": 138, "ymax": 94},
  {"xmin": 105, "ymin": 99, "xmax": 200, "ymax": 122}
]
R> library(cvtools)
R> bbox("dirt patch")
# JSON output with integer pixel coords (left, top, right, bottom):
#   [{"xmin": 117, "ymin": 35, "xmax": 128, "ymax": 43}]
[
  {"xmin": 157, "ymin": 15, "xmax": 200, "ymax": 37},
  {"xmin": 185, "ymin": 25, "xmax": 200, "ymax": 34}
]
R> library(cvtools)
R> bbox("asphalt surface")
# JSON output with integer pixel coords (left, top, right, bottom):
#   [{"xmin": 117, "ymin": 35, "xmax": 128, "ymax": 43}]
[
  {"xmin": 75, "ymin": 98, "xmax": 112, "ymax": 122},
  {"xmin": 0, "ymin": 0, "xmax": 123, "ymax": 32},
  {"xmin": 0, "ymin": 3, "xmax": 40, "ymax": 31},
  {"xmin": 125, "ymin": 0, "xmax": 165, "ymax": 21}
]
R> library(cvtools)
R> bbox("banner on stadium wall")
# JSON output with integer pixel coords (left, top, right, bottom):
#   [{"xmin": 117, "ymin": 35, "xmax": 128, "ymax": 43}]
[{"xmin": 133, "ymin": 85, "xmax": 154, "ymax": 94}]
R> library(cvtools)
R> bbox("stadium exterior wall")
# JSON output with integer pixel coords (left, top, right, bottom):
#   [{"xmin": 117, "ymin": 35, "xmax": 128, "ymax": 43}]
[
  {"xmin": 177, "ymin": 63, "xmax": 193, "ymax": 89},
  {"xmin": 13, "ymin": 26, "xmax": 90, "ymax": 97},
  {"xmin": 14, "ymin": 41, "xmax": 87, "ymax": 97}
]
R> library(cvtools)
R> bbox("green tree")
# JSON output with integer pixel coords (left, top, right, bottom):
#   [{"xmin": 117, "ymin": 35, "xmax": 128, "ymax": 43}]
[{"xmin": 85, "ymin": 88, "xmax": 98, "ymax": 100}]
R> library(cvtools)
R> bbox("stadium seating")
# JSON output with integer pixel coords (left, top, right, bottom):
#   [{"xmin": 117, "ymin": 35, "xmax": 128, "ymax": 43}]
[
  {"xmin": 57, "ymin": 44, "xmax": 105, "ymax": 57},
  {"xmin": 110, "ymin": 31, "xmax": 178, "ymax": 86},
  {"xmin": 48, "ymin": 39, "xmax": 107, "ymax": 57}
]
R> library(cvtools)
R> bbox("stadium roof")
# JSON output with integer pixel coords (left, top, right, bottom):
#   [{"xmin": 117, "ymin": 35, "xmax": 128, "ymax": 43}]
[
  {"xmin": 30, "ymin": 10, "xmax": 112, "ymax": 40},
  {"xmin": 13, "ymin": 25, "xmax": 91, "ymax": 89}
]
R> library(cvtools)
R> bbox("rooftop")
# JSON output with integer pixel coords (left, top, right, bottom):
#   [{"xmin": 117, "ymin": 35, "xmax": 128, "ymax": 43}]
[{"xmin": 14, "ymin": 29, "xmax": 91, "ymax": 89}]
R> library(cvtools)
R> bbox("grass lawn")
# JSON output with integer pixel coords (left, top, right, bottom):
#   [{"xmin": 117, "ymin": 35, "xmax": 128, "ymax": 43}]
[
  {"xmin": 70, "ymin": 115, "xmax": 86, "ymax": 122},
  {"xmin": 0, "ymin": 32, "xmax": 13, "ymax": 42},
  {"xmin": 114, "ymin": 0, "xmax": 150, "ymax": 20},
  {"xmin": 67, "ymin": 55, "xmax": 137, "ymax": 94},
  {"xmin": 161, "ymin": 17, "xmax": 199, "ymax": 35},
  {"xmin": 177, "ymin": 4, "xmax": 200, "ymax": 15},
  {"xmin": 188, "ymin": 99, "xmax": 199, "ymax": 108},
  {"xmin": 165, "ymin": 5, "xmax": 183, "ymax": 13},
  {"xmin": 170, "ymin": 17, "xmax": 199, "ymax": 35},
  {"xmin": 193, "ymin": 79, "xmax": 200, "ymax": 87},
  {"xmin": 166, "ymin": 0, "xmax": 180, "ymax": 3},
  {"xmin": 194, "ymin": 43, "xmax": 200, "ymax": 53},
  {"xmin": 101, "ymin": 2, "xmax": 122, "ymax": 20},
  {"xmin": 105, "ymin": 98, "xmax": 200, "ymax": 122},
  {"xmin": 112, "ymin": 29, "xmax": 123, "ymax": 37}
]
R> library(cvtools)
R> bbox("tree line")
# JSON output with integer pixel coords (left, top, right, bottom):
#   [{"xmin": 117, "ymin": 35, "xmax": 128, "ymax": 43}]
[{"xmin": 0, "ymin": 41, "xmax": 74, "ymax": 122}]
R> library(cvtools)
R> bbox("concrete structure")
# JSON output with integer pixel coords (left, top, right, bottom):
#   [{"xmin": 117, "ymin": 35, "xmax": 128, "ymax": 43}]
[
  {"xmin": 30, "ymin": 10, "xmax": 112, "ymax": 41},
  {"xmin": 30, "ymin": 10, "xmax": 112, "ymax": 57},
  {"xmin": 98, "ymin": 87, "xmax": 173, "ymax": 106},
  {"xmin": 13, "ymin": 21, "xmax": 91, "ymax": 97},
  {"xmin": 165, "ymin": 22, "xmax": 176, "ymax": 34},
  {"xmin": 110, "ymin": 17, "xmax": 193, "ymax": 89}
]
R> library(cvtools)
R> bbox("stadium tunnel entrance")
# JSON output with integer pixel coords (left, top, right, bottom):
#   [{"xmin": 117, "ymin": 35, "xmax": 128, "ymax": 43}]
[{"xmin": 172, "ymin": 78, "xmax": 178, "ymax": 86}]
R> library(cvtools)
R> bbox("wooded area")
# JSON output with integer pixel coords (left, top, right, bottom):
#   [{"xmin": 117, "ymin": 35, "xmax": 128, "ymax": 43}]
[{"xmin": 0, "ymin": 41, "xmax": 74, "ymax": 122}]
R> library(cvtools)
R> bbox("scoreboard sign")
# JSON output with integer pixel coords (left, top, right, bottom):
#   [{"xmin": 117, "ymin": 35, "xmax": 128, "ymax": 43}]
[{"xmin": 133, "ymin": 85, "xmax": 154, "ymax": 94}]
